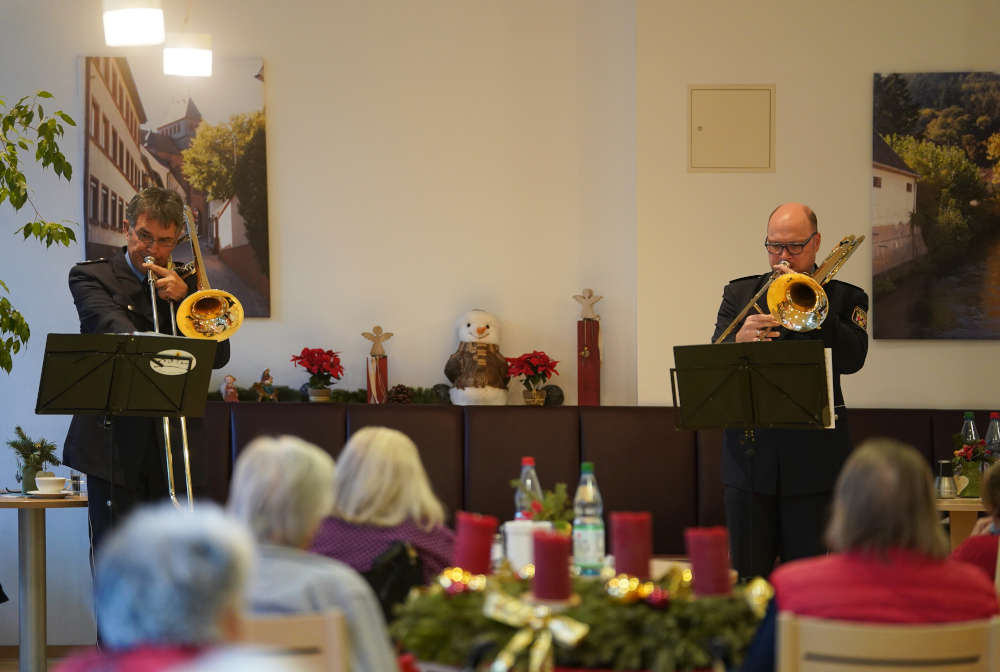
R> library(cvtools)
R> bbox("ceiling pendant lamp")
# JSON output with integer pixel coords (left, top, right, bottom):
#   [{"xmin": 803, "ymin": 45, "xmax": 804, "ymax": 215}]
[
  {"xmin": 102, "ymin": 0, "xmax": 165, "ymax": 47},
  {"xmin": 163, "ymin": 32, "xmax": 213, "ymax": 77}
]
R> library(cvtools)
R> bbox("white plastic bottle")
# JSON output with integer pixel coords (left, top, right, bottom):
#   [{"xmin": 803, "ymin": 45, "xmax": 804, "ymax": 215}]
[
  {"xmin": 514, "ymin": 456, "xmax": 543, "ymax": 519},
  {"xmin": 572, "ymin": 461, "xmax": 605, "ymax": 576}
]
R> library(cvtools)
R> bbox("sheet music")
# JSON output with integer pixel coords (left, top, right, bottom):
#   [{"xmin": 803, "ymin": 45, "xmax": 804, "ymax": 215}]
[{"xmin": 825, "ymin": 348, "xmax": 835, "ymax": 429}]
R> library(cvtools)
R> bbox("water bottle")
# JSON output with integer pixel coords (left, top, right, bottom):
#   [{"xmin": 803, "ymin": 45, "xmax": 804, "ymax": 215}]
[
  {"xmin": 572, "ymin": 461, "xmax": 605, "ymax": 576},
  {"xmin": 514, "ymin": 456, "xmax": 543, "ymax": 519},
  {"xmin": 961, "ymin": 411, "xmax": 980, "ymax": 443},
  {"xmin": 985, "ymin": 412, "xmax": 1000, "ymax": 457}
]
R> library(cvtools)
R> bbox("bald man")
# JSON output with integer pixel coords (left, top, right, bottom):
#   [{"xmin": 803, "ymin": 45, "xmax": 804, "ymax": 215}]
[{"xmin": 711, "ymin": 203, "xmax": 869, "ymax": 580}]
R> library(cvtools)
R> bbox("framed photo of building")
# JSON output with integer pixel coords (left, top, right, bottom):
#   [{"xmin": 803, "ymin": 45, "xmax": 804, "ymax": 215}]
[
  {"xmin": 81, "ymin": 55, "xmax": 270, "ymax": 317},
  {"xmin": 872, "ymin": 71, "xmax": 1000, "ymax": 339}
]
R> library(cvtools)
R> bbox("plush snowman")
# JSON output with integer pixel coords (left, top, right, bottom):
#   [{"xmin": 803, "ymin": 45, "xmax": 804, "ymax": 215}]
[{"xmin": 445, "ymin": 309, "xmax": 509, "ymax": 405}]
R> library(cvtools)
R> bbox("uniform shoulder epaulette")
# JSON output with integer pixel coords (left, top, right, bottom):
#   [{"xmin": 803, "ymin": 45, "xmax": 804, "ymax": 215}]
[
  {"xmin": 728, "ymin": 274, "xmax": 762, "ymax": 284},
  {"xmin": 75, "ymin": 258, "xmax": 108, "ymax": 266}
]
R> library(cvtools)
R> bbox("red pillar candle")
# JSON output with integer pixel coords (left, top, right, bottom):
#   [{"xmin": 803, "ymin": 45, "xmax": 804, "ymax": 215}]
[
  {"xmin": 452, "ymin": 511, "xmax": 498, "ymax": 575},
  {"xmin": 684, "ymin": 527, "xmax": 732, "ymax": 596},
  {"xmin": 366, "ymin": 356, "xmax": 388, "ymax": 404},
  {"xmin": 577, "ymin": 319, "xmax": 600, "ymax": 406},
  {"xmin": 611, "ymin": 511, "xmax": 652, "ymax": 579},
  {"xmin": 532, "ymin": 530, "xmax": 572, "ymax": 601}
]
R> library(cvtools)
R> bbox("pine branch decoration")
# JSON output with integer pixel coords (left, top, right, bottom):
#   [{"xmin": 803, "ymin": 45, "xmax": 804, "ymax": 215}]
[{"xmin": 7, "ymin": 425, "xmax": 60, "ymax": 471}]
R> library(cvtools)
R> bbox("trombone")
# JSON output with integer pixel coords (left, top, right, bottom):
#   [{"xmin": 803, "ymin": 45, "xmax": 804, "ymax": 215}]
[
  {"xmin": 713, "ymin": 234, "xmax": 865, "ymax": 344},
  {"xmin": 146, "ymin": 205, "xmax": 244, "ymax": 509}
]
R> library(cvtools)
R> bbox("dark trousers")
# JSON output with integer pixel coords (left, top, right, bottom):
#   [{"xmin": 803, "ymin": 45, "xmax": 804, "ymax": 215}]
[
  {"xmin": 86, "ymin": 452, "xmax": 169, "ymax": 555},
  {"xmin": 724, "ymin": 486, "xmax": 832, "ymax": 580}
]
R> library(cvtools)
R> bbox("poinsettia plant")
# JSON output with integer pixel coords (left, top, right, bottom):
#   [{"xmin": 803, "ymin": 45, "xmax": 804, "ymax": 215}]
[
  {"xmin": 505, "ymin": 350, "xmax": 559, "ymax": 391},
  {"xmin": 953, "ymin": 437, "xmax": 995, "ymax": 468},
  {"xmin": 290, "ymin": 347, "xmax": 344, "ymax": 389}
]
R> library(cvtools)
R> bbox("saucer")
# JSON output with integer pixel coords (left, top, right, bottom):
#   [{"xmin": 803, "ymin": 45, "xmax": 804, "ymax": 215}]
[{"xmin": 27, "ymin": 490, "xmax": 69, "ymax": 499}]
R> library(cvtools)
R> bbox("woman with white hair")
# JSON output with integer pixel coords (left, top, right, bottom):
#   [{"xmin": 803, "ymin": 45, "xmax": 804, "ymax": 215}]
[
  {"xmin": 310, "ymin": 426, "xmax": 455, "ymax": 581},
  {"xmin": 55, "ymin": 503, "xmax": 254, "ymax": 672},
  {"xmin": 227, "ymin": 435, "xmax": 396, "ymax": 672}
]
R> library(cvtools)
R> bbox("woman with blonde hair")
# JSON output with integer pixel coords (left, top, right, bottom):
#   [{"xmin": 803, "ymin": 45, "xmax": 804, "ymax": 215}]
[{"xmin": 310, "ymin": 426, "xmax": 455, "ymax": 581}]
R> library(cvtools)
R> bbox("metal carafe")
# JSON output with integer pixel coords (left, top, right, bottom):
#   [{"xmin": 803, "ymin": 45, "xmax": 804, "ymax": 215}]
[{"xmin": 935, "ymin": 459, "xmax": 957, "ymax": 498}]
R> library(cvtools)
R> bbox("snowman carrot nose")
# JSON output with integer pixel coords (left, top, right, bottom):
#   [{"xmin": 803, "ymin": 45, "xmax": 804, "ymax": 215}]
[{"xmin": 476, "ymin": 326, "xmax": 488, "ymax": 335}]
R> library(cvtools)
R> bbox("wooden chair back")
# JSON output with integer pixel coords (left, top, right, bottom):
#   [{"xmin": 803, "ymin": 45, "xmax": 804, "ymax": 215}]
[
  {"xmin": 777, "ymin": 611, "xmax": 1000, "ymax": 672},
  {"xmin": 241, "ymin": 610, "xmax": 350, "ymax": 672}
]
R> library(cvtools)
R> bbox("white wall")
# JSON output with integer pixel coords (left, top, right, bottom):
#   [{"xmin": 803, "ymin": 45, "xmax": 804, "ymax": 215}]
[
  {"xmin": 0, "ymin": 0, "xmax": 635, "ymax": 645},
  {"xmin": 637, "ymin": 0, "xmax": 1000, "ymax": 408}
]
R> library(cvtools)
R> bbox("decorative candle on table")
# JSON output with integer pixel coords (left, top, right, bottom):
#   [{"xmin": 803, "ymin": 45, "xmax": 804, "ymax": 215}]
[
  {"xmin": 452, "ymin": 511, "xmax": 498, "ymax": 575},
  {"xmin": 611, "ymin": 511, "xmax": 652, "ymax": 579},
  {"xmin": 532, "ymin": 530, "xmax": 572, "ymax": 601},
  {"xmin": 684, "ymin": 526, "xmax": 731, "ymax": 596}
]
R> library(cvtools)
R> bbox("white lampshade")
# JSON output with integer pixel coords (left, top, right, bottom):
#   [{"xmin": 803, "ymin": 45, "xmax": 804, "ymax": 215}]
[
  {"xmin": 102, "ymin": 0, "xmax": 165, "ymax": 47},
  {"xmin": 163, "ymin": 33, "xmax": 213, "ymax": 77}
]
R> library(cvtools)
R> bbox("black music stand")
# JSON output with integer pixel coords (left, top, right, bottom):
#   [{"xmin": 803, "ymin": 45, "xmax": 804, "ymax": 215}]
[
  {"xmin": 669, "ymin": 340, "xmax": 831, "ymax": 431},
  {"xmin": 35, "ymin": 333, "xmax": 217, "ymax": 526}
]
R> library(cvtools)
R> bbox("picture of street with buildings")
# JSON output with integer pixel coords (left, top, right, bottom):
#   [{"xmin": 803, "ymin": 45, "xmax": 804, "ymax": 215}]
[
  {"xmin": 872, "ymin": 71, "xmax": 1000, "ymax": 339},
  {"xmin": 82, "ymin": 54, "xmax": 269, "ymax": 317}
]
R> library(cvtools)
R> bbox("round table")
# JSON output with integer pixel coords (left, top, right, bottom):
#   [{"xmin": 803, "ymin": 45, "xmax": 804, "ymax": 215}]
[
  {"xmin": 935, "ymin": 497, "xmax": 986, "ymax": 550},
  {"xmin": 0, "ymin": 494, "xmax": 88, "ymax": 672}
]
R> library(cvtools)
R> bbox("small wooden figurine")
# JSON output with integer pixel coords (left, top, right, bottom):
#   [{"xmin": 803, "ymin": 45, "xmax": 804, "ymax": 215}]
[
  {"xmin": 221, "ymin": 374, "xmax": 239, "ymax": 403},
  {"xmin": 251, "ymin": 368, "xmax": 279, "ymax": 402}
]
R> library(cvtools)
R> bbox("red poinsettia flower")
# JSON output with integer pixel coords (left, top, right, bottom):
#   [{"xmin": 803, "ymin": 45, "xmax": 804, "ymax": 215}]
[
  {"xmin": 505, "ymin": 350, "xmax": 560, "ymax": 391},
  {"xmin": 291, "ymin": 347, "xmax": 344, "ymax": 389}
]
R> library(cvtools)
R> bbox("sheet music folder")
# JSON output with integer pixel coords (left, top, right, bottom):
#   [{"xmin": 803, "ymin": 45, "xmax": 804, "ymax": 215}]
[
  {"xmin": 35, "ymin": 333, "xmax": 216, "ymax": 418},
  {"xmin": 669, "ymin": 341, "xmax": 832, "ymax": 431}
]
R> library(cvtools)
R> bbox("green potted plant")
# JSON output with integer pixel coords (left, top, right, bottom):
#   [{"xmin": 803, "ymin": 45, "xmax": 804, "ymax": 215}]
[{"xmin": 7, "ymin": 426, "xmax": 61, "ymax": 493}]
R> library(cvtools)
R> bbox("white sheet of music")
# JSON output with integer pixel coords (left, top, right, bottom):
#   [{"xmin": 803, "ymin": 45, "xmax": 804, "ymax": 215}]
[{"xmin": 825, "ymin": 348, "xmax": 835, "ymax": 428}]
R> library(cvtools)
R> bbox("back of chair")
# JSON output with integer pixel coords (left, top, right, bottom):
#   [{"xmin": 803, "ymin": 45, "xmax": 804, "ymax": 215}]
[
  {"xmin": 242, "ymin": 610, "xmax": 350, "ymax": 672},
  {"xmin": 777, "ymin": 611, "xmax": 1000, "ymax": 672}
]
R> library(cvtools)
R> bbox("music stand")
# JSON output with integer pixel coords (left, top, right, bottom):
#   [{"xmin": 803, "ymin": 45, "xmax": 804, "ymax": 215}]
[
  {"xmin": 35, "ymin": 333, "xmax": 216, "ymax": 419},
  {"xmin": 669, "ymin": 340, "xmax": 832, "ymax": 431},
  {"xmin": 35, "ymin": 333, "xmax": 217, "ymax": 527}
]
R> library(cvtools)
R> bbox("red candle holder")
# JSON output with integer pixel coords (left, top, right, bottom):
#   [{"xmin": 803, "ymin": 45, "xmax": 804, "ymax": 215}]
[
  {"xmin": 684, "ymin": 527, "xmax": 731, "ymax": 596},
  {"xmin": 451, "ymin": 511, "xmax": 498, "ymax": 575},
  {"xmin": 611, "ymin": 511, "xmax": 652, "ymax": 579},
  {"xmin": 532, "ymin": 530, "xmax": 572, "ymax": 602}
]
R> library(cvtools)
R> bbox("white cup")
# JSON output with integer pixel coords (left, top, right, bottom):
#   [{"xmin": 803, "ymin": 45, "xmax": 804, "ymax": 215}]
[
  {"xmin": 502, "ymin": 520, "xmax": 552, "ymax": 572},
  {"xmin": 35, "ymin": 476, "xmax": 66, "ymax": 494}
]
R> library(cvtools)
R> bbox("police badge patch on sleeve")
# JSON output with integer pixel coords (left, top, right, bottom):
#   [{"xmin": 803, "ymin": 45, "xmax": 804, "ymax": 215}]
[{"xmin": 852, "ymin": 306, "xmax": 868, "ymax": 330}]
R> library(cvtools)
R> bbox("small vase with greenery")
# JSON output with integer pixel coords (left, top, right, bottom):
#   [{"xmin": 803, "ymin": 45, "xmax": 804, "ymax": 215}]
[{"xmin": 7, "ymin": 426, "xmax": 60, "ymax": 493}]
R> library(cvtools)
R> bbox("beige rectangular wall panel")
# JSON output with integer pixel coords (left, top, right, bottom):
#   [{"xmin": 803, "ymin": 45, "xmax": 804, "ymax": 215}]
[{"xmin": 688, "ymin": 85, "xmax": 775, "ymax": 172}]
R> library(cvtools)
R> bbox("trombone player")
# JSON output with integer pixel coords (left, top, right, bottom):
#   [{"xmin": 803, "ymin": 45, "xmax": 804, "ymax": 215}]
[
  {"xmin": 711, "ymin": 203, "xmax": 868, "ymax": 580},
  {"xmin": 63, "ymin": 187, "xmax": 232, "ymax": 551}
]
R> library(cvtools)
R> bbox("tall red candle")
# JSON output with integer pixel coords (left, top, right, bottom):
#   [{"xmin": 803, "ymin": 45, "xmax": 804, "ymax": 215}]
[
  {"xmin": 452, "ymin": 511, "xmax": 498, "ymax": 575},
  {"xmin": 684, "ymin": 527, "xmax": 731, "ymax": 596},
  {"xmin": 532, "ymin": 530, "xmax": 572, "ymax": 601},
  {"xmin": 611, "ymin": 511, "xmax": 652, "ymax": 579}
]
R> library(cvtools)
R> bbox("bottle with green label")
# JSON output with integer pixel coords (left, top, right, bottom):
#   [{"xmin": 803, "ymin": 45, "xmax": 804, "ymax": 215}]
[{"xmin": 572, "ymin": 461, "xmax": 604, "ymax": 576}]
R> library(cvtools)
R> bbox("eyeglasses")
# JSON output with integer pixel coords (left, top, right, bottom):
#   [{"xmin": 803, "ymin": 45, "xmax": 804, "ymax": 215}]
[
  {"xmin": 134, "ymin": 228, "xmax": 179, "ymax": 249},
  {"xmin": 764, "ymin": 231, "xmax": 816, "ymax": 255}
]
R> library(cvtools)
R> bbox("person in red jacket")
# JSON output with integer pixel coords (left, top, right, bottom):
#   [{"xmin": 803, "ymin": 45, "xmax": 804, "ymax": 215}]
[
  {"xmin": 951, "ymin": 461, "xmax": 1000, "ymax": 582},
  {"xmin": 742, "ymin": 439, "xmax": 999, "ymax": 672}
]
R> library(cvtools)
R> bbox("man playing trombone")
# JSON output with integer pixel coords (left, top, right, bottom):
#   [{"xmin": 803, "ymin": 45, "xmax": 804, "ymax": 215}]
[
  {"xmin": 63, "ymin": 187, "xmax": 231, "ymax": 551},
  {"xmin": 711, "ymin": 202, "xmax": 869, "ymax": 580}
]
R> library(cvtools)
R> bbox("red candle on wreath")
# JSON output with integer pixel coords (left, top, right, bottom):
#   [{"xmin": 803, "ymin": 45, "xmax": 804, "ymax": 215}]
[
  {"xmin": 532, "ymin": 530, "xmax": 572, "ymax": 601},
  {"xmin": 452, "ymin": 511, "xmax": 498, "ymax": 575},
  {"xmin": 612, "ymin": 511, "xmax": 652, "ymax": 579},
  {"xmin": 684, "ymin": 526, "xmax": 731, "ymax": 596}
]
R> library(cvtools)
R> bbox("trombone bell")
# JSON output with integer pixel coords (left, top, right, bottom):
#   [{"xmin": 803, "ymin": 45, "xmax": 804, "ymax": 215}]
[
  {"xmin": 177, "ymin": 288, "xmax": 244, "ymax": 341},
  {"xmin": 766, "ymin": 273, "xmax": 828, "ymax": 332}
]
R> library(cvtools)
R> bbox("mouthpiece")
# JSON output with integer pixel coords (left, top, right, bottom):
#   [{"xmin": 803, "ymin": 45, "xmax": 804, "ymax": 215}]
[{"xmin": 143, "ymin": 256, "xmax": 155, "ymax": 265}]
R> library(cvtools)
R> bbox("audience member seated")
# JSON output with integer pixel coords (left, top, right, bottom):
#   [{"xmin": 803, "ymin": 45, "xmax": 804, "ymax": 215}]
[
  {"xmin": 227, "ymin": 435, "xmax": 397, "ymax": 672},
  {"xmin": 55, "ymin": 503, "xmax": 254, "ymax": 672},
  {"xmin": 742, "ymin": 438, "xmax": 1000, "ymax": 672},
  {"xmin": 310, "ymin": 426, "xmax": 455, "ymax": 583},
  {"xmin": 951, "ymin": 461, "xmax": 1000, "ymax": 582}
]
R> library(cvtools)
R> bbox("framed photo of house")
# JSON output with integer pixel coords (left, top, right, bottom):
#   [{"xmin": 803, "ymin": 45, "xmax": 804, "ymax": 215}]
[
  {"xmin": 872, "ymin": 71, "xmax": 1000, "ymax": 339},
  {"xmin": 80, "ymin": 54, "xmax": 270, "ymax": 317}
]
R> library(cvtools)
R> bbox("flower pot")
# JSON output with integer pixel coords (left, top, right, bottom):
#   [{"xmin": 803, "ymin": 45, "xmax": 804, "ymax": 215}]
[
  {"xmin": 523, "ymin": 389, "xmax": 546, "ymax": 406},
  {"xmin": 957, "ymin": 460, "xmax": 987, "ymax": 498},
  {"xmin": 308, "ymin": 388, "xmax": 332, "ymax": 403},
  {"xmin": 20, "ymin": 465, "xmax": 39, "ymax": 494}
]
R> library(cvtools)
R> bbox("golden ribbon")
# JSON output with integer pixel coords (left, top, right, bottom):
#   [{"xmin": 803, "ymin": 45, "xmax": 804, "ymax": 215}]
[{"xmin": 484, "ymin": 591, "xmax": 589, "ymax": 672}]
